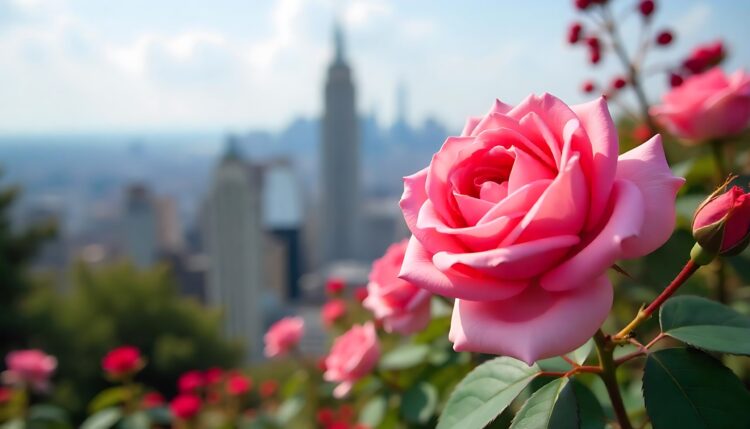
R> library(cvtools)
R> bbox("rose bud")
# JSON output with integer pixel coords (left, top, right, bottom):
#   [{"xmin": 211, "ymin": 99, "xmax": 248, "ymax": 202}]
[
  {"xmin": 638, "ymin": 0, "xmax": 655, "ymax": 17},
  {"xmin": 3, "ymin": 350, "xmax": 57, "ymax": 393},
  {"xmin": 656, "ymin": 30, "xmax": 673, "ymax": 46},
  {"xmin": 321, "ymin": 299, "xmax": 347, "ymax": 327},
  {"xmin": 363, "ymin": 240, "xmax": 431, "ymax": 334},
  {"xmin": 102, "ymin": 346, "xmax": 143, "ymax": 379},
  {"xmin": 170, "ymin": 394, "xmax": 201, "ymax": 420},
  {"xmin": 264, "ymin": 316, "xmax": 304, "ymax": 358},
  {"xmin": 692, "ymin": 185, "xmax": 750, "ymax": 262},
  {"xmin": 177, "ymin": 370, "xmax": 204, "ymax": 393},
  {"xmin": 575, "ymin": 0, "xmax": 592, "ymax": 10},
  {"xmin": 651, "ymin": 68, "xmax": 750, "ymax": 142},
  {"xmin": 668, "ymin": 72, "xmax": 683, "ymax": 88},
  {"xmin": 567, "ymin": 22, "xmax": 583, "ymax": 44},
  {"xmin": 589, "ymin": 49, "xmax": 601, "ymax": 64},
  {"xmin": 325, "ymin": 277, "xmax": 346, "ymax": 295},
  {"xmin": 323, "ymin": 322, "xmax": 379, "ymax": 398},
  {"xmin": 683, "ymin": 41, "xmax": 726, "ymax": 74},
  {"xmin": 612, "ymin": 76, "xmax": 627, "ymax": 90},
  {"xmin": 581, "ymin": 80, "xmax": 596, "ymax": 93},
  {"xmin": 226, "ymin": 372, "xmax": 252, "ymax": 396}
]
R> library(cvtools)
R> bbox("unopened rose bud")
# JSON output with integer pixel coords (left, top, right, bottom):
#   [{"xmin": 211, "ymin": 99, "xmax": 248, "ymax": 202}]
[
  {"xmin": 575, "ymin": 0, "xmax": 592, "ymax": 10},
  {"xmin": 582, "ymin": 80, "xmax": 596, "ymax": 93},
  {"xmin": 612, "ymin": 76, "xmax": 627, "ymax": 90},
  {"xmin": 638, "ymin": 0, "xmax": 655, "ymax": 17},
  {"xmin": 567, "ymin": 22, "xmax": 583, "ymax": 44},
  {"xmin": 668, "ymin": 72, "xmax": 683, "ymax": 87},
  {"xmin": 589, "ymin": 49, "xmax": 601, "ymax": 64},
  {"xmin": 656, "ymin": 30, "xmax": 673, "ymax": 46},
  {"xmin": 692, "ymin": 184, "xmax": 750, "ymax": 263}
]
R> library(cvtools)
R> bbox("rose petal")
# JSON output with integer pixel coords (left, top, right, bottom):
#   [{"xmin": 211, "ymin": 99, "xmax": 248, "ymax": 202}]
[
  {"xmin": 449, "ymin": 275, "xmax": 613, "ymax": 364},
  {"xmin": 539, "ymin": 179, "xmax": 644, "ymax": 291},
  {"xmin": 615, "ymin": 135, "xmax": 685, "ymax": 258},
  {"xmin": 478, "ymin": 180, "xmax": 552, "ymax": 224},
  {"xmin": 467, "ymin": 99, "xmax": 514, "ymax": 136},
  {"xmin": 507, "ymin": 147, "xmax": 556, "ymax": 194},
  {"xmin": 399, "ymin": 236, "xmax": 527, "ymax": 301}
]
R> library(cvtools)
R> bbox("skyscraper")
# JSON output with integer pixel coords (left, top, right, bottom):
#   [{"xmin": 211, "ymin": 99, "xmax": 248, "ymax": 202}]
[
  {"xmin": 320, "ymin": 23, "xmax": 360, "ymax": 264},
  {"xmin": 121, "ymin": 184, "xmax": 157, "ymax": 268},
  {"xmin": 204, "ymin": 139, "xmax": 264, "ymax": 360}
]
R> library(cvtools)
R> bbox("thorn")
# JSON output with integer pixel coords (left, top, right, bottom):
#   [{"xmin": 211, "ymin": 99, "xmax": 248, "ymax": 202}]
[{"xmin": 611, "ymin": 264, "xmax": 634, "ymax": 280}]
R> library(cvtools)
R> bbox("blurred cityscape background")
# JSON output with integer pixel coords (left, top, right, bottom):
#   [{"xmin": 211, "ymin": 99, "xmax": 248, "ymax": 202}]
[{"xmin": 1, "ymin": 0, "xmax": 749, "ymax": 415}]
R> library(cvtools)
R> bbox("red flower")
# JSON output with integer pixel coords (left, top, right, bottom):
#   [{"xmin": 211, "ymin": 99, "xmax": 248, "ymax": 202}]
[
  {"xmin": 204, "ymin": 367, "xmax": 224, "ymax": 385},
  {"xmin": 321, "ymin": 299, "xmax": 347, "ymax": 327},
  {"xmin": 170, "ymin": 394, "xmax": 201, "ymax": 420},
  {"xmin": 142, "ymin": 392, "xmax": 164, "ymax": 409},
  {"xmin": 683, "ymin": 41, "xmax": 725, "ymax": 74},
  {"xmin": 581, "ymin": 80, "xmax": 596, "ymax": 94},
  {"xmin": 567, "ymin": 22, "xmax": 583, "ymax": 44},
  {"xmin": 226, "ymin": 372, "xmax": 252, "ymax": 396},
  {"xmin": 102, "ymin": 346, "xmax": 143, "ymax": 378},
  {"xmin": 574, "ymin": 0, "xmax": 592, "ymax": 10},
  {"xmin": 656, "ymin": 30, "xmax": 673, "ymax": 46},
  {"xmin": 178, "ymin": 370, "xmax": 204, "ymax": 393},
  {"xmin": 612, "ymin": 77, "xmax": 627, "ymax": 90},
  {"xmin": 325, "ymin": 278, "xmax": 346, "ymax": 295},
  {"xmin": 260, "ymin": 380, "xmax": 278, "ymax": 398},
  {"xmin": 668, "ymin": 73, "xmax": 684, "ymax": 88},
  {"xmin": 638, "ymin": 0, "xmax": 655, "ymax": 17}
]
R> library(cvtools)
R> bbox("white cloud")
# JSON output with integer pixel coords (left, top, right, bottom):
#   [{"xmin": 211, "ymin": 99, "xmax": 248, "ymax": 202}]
[
  {"xmin": 247, "ymin": 0, "xmax": 305, "ymax": 70},
  {"xmin": 342, "ymin": 0, "xmax": 392, "ymax": 28}
]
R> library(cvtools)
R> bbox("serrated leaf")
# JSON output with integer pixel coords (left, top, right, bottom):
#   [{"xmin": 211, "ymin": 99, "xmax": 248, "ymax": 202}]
[
  {"xmin": 379, "ymin": 344, "xmax": 430, "ymax": 370},
  {"xmin": 80, "ymin": 408, "xmax": 122, "ymax": 429},
  {"xmin": 401, "ymin": 382, "xmax": 438, "ymax": 424},
  {"xmin": 570, "ymin": 382, "xmax": 606, "ymax": 429},
  {"xmin": 660, "ymin": 295, "xmax": 750, "ymax": 355},
  {"xmin": 643, "ymin": 348, "xmax": 750, "ymax": 429},
  {"xmin": 510, "ymin": 378, "xmax": 574, "ymax": 429},
  {"xmin": 437, "ymin": 357, "xmax": 540, "ymax": 429},
  {"xmin": 359, "ymin": 395, "xmax": 387, "ymax": 427}
]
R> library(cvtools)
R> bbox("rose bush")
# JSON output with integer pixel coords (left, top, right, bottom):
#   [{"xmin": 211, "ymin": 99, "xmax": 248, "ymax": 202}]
[
  {"xmin": 651, "ymin": 68, "xmax": 750, "ymax": 142},
  {"xmin": 399, "ymin": 94, "xmax": 684, "ymax": 363},
  {"xmin": 363, "ymin": 239, "xmax": 431, "ymax": 334}
]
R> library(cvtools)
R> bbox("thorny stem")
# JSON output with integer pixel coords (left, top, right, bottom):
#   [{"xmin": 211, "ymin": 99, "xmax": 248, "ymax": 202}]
[
  {"xmin": 613, "ymin": 259, "xmax": 699, "ymax": 341},
  {"xmin": 600, "ymin": 4, "xmax": 658, "ymax": 134},
  {"xmin": 594, "ymin": 330, "xmax": 634, "ymax": 429},
  {"xmin": 614, "ymin": 333, "xmax": 667, "ymax": 365}
]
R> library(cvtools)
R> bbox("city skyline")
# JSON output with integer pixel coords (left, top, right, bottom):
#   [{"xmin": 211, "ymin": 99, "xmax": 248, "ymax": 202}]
[{"xmin": 0, "ymin": 0, "xmax": 748, "ymax": 134}]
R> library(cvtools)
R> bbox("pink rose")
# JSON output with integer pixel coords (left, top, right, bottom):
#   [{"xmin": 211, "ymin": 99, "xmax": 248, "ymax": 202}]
[
  {"xmin": 226, "ymin": 371, "xmax": 252, "ymax": 396},
  {"xmin": 177, "ymin": 370, "xmax": 204, "ymax": 392},
  {"xmin": 400, "ymin": 94, "xmax": 684, "ymax": 364},
  {"xmin": 101, "ymin": 345, "xmax": 143, "ymax": 378},
  {"xmin": 693, "ymin": 186, "xmax": 750, "ymax": 255},
  {"xmin": 651, "ymin": 68, "xmax": 750, "ymax": 142},
  {"xmin": 264, "ymin": 316, "xmax": 305, "ymax": 358},
  {"xmin": 170, "ymin": 394, "xmax": 201, "ymax": 420},
  {"xmin": 363, "ymin": 240, "xmax": 431, "ymax": 334},
  {"xmin": 3, "ymin": 349, "xmax": 57, "ymax": 392},
  {"xmin": 323, "ymin": 322, "xmax": 379, "ymax": 398},
  {"xmin": 321, "ymin": 299, "xmax": 347, "ymax": 327}
]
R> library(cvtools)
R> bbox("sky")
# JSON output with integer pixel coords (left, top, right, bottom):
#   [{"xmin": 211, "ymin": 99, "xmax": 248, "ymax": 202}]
[{"xmin": 0, "ymin": 0, "xmax": 748, "ymax": 134}]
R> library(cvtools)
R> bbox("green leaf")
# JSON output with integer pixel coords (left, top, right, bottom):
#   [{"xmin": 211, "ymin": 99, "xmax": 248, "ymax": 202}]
[
  {"xmin": 643, "ymin": 348, "xmax": 750, "ymax": 429},
  {"xmin": 510, "ymin": 378, "xmax": 574, "ymax": 429},
  {"xmin": 401, "ymin": 382, "xmax": 438, "ymax": 424},
  {"xmin": 87, "ymin": 387, "xmax": 130, "ymax": 414},
  {"xmin": 359, "ymin": 395, "xmax": 387, "ymax": 428},
  {"xmin": 120, "ymin": 412, "xmax": 150, "ymax": 429},
  {"xmin": 660, "ymin": 295, "xmax": 750, "ymax": 355},
  {"xmin": 570, "ymin": 382, "xmax": 606, "ymax": 429},
  {"xmin": 0, "ymin": 419, "xmax": 25, "ymax": 429},
  {"xmin": 275, "ymin": 395, "xmax": 304, "ymax": 425},
  {"xmin": 437, "ymin": 357, "xmax": 540, "ymax": 429},
  {"xmin": 80, "ymin": 408, "xmax": 122, "ymax": 429},
  {"xmin": 27, "ymin": 405, "xmax": 69, "ymax": 424},
  {"xmin": 144, "ymin": 407, "xmax": 171, "ymax": 425},
  {"xmin": 379, "ymin": 344, "xmax": 430, "ymax": 370}
]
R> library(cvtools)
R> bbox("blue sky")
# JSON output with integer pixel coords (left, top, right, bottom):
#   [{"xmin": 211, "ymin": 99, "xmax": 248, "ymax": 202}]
[{"xmin": 0, "ymin": 0, "xmax": 748, "ymax": 133}]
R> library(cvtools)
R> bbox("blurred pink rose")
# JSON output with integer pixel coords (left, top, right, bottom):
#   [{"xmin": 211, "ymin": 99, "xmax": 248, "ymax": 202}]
[
  {"xmin": 3, "ymin": 349, "xmax": 57, "ymax": 392},
  {"xmin": 101, "ymin": 345, "xmax": 143, "ymax": 378},
  {"xmin": 264, "ymin": 316, "xmax": 305, "ymax": 358},
  {"xmin": 324, "ymin": 322, "xmax": 379, "ymax": 398},
  {"xmin": 226, "ymin": 372, "xmax": 252, "ymax": 396},
  {"xmin": 170, "ymin": 394, "xmax": 201, "ymax": 420},
  {"xmin": 651, "ymin": 68, "xmax": 750, "ymax": 142},
  {"xmin": 400, "ymin": 94, "xmax": 684, "ymax": 363},
  {"xmin": 363, "ymin": 240, "xmax": 431, "ymax": 334},
  {"xmin": 177, "ymin": 370, "xmax": 204, "ymax": 392},
  {"xmin": 321, "ymin": 299, "xmax": 347, "ymax": 327}
]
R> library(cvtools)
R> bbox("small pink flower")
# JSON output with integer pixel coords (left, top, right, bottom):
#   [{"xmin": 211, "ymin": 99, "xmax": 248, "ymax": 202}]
[
  {"xmin": 693, "ymin": 186, "xmax": 750, "ymax": 255},
  {"xmin": 264, "ymin": 316, "xmax": 305, "ymax": 358},
  {"xmin": 177, "ymin": 370, "xmax": 204, "ymax": 393},
  {"xmin": 651, "ymin": 68, "xmax": 750, "ymax": 142},
  {"xmin": 321, "ymin": 299, "xmax": 347, "ymax": 327},
  {"xmin": 203, "ymin": 367, "xmax": 224, "ymax": 385},
  {"xmin": 363, "ymin": 240, "xmax": 431, "ymax": 335},
  {"xmin": 226, "ymin": 372, "xmax": 252, "ymax": 396},
  {"xmin": 324, "ymin": 322, "xmax": 380, "ymax": 398},
  {"xmin": 102, "ymin": 346, "xmax": 143, "ymax": 378},
  {"xmin": 170, "ymin": 394, "xmax": 201, "ymax": 420},
  {"xmin": 3, "ymin": 350, "xmax": 57, "ymax": 393},
  {"xmin": 325, "ymin": 278, "xmax": 346, "ymax": 295}
]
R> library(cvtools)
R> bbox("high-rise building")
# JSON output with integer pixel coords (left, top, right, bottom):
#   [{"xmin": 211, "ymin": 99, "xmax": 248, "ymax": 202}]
[
  {"xmin": 204, "ymin": 139, "xmax": 264, "ymax": 360},
  {"xmin": 121, "ymin": 184, "xmax": 158, "ymax": 268},
  {"xmin": 320, "ymin": 23, "xmax": 360, "ymax": 265}
]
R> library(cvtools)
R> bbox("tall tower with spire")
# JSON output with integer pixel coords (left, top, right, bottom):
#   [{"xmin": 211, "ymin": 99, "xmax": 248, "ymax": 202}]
[{"xmin": 320, "ymin": 22, "xmax": 360, "ymax": 264}]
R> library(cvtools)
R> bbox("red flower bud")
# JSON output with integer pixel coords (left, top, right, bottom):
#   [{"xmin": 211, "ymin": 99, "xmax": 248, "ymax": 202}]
[
  {"xmin": 567, "ymin": 22, "xmax": 583, "ymax": 44},
  {"xmin": 575, "ymin": 0, "xmax": 592, "ymax": 10},
  {"xmin": 102, "ymin": 346, "xmax": 143, "ymax": 378},
  {"xmin": 656, "ymin": 30, "xmax": 673, "ymax": 46},
  {"xmin": 226, "ymin": 372, "xmax": 252, "ymax": 396},
  {"xmin": 612, "ymin": 76, "xmax": 627, "ymax": 90},
  {"xmin": 693, "ymin": 185, "xmax": 750, "ymax": 256},
  {"xmin": 170, "ymin": 394, "xmax": 201, "ymax": 420},
  {"xmin": 204, "ymin": 367, "xmax": 224, "ymax": 385},
  {"xmin": 585, "ymin": 37, "xmax": 600, "ymax": 49},
  {"xmin": 589, "ymin": 49, "xmax": 601, "ymax": 64},
  {"xmin": 683, "ymin": 40, "xmax": 726, "ymax": 74},
  {"xmin": 177, "ymin": 370, "xmax": 204, "ymax": 393},
  {"xmin": 638, "ymin": 0, "xmax": 655, "ymax": 17},
  {"xmin": 581, "ymin": 80, "xmax": 596, "ymax": 93},
  {"xmin": 325, "ymin": 278, "xmax": 346, "ymax": 295},
  {"xmin": 668, "ymin": 72, "xmax": 683, "ymax": 87}
]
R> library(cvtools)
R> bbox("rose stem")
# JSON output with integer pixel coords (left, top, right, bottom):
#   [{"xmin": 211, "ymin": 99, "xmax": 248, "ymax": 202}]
[
  {"xmin": 710, "ymin": 139, "xmax": 730, "ymax": 303},
  {"xmin": 600, "ymin": 4, "xmax": 658, "ymax": 134},
  {"xmin": 594, "ymin": 330, "xmax": 634, "ymax": 429},
  {"xmin": 614, "ymin": 259, "xmax": 699, "ymax": 341}
]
